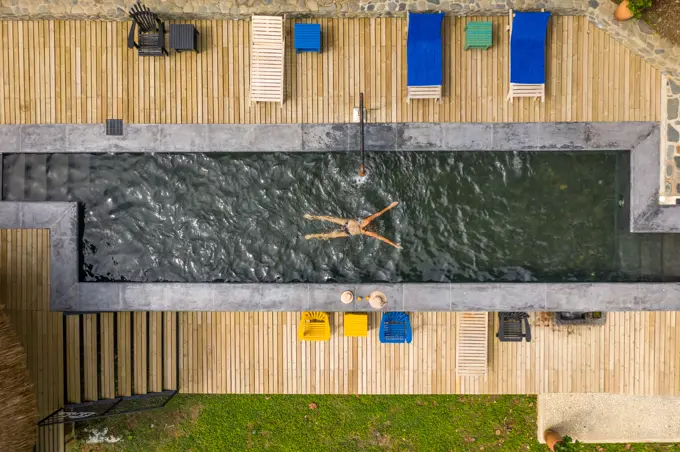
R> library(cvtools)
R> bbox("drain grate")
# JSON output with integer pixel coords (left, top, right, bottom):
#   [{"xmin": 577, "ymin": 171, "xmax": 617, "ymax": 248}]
[{"xmin": 106, "ymin": 119, "xmax": 123, "ymax": 136}]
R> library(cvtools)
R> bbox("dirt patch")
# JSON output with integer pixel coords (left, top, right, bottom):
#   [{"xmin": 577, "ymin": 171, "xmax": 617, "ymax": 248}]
[
  {"xmin": 535, "ymin": 312, "xmax": 552, "ymax": 327},
  {"xmin": 642, "ymin": 0, "xmax": 680, "ymax": 46}
]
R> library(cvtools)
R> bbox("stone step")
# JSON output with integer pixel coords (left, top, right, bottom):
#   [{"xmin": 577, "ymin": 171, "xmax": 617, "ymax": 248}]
[
  {"xmin": 662, "ymin": 234, "xmax": 680, "ymax": 281},
  {"xmin": 640, "ymin": 234, "xmax": 663, "ymax": 281},
  {"xmin": 616, "ymin": 232, "xmax": 641, "ymax": 280},
  {"xmin": 2, "ymin": 154, "xmax": 26, "ymax": 201},
  {"xmin": 46, "ymin": 154, "xmax": 70, "ymax": 201},
  {"xmin": 25, "ymin": 154, "xmax": 47, "ymax": 201},
  {"xmin": 67, "ymin": 154, "xmax": 90, "ymax": 202}
]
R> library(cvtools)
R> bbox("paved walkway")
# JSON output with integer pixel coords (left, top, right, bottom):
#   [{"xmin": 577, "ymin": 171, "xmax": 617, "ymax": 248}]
[{"xmin": 538, "ymin": 393, "xmax": 680, "ymax": 443}]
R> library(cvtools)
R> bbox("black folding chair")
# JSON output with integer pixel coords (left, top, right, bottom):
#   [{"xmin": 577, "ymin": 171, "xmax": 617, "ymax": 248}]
[
  {"xmin": 127, "ymin": 2, "xmax": 168, "ymax": 56},
  {"xmin": 496, "ymin": 312, "xmax": 531, "ymax": 342}
]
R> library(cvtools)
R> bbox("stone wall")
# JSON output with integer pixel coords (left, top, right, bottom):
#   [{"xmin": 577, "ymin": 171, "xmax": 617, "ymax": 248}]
[
  {"xmin": 0, "ymin": 0, "xmax": 678, "ymax": 80},
  {"xmin": 662, "ymin": 77, "xmax": 680, "ymax": 202}
]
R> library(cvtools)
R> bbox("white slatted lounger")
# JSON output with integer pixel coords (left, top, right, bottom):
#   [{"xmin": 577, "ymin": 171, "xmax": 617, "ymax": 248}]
[
  {"xmin": 456, "ymin": 312, "xmax": 489, "ymax": 376},
  {"xmin": 407, "ymin": 86, "xmax": 443, "ymax": 102},
  {"xmin": 507, "ymin": 9, "xmax": 546, "ymax": 103},
  {"xmin": 250, "ymin": 15, "xmax": 285, "ymax": 104}
]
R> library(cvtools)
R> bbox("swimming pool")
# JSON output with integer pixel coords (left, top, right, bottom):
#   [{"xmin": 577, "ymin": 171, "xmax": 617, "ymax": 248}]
[{"xmin": 4, "ymin": 150, "xmax": 633, "ymax": 283}]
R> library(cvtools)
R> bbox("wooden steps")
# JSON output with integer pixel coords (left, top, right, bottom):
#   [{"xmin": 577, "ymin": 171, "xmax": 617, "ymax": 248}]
[{"xmin": 65, "ymin": 312, "xmax": 178, "ymax": 404}]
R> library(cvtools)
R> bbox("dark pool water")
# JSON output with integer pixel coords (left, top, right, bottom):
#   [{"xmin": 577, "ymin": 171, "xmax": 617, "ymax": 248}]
[{"xmin": 38, "ymin": 151, "xmax": 619, "ymax": 283}]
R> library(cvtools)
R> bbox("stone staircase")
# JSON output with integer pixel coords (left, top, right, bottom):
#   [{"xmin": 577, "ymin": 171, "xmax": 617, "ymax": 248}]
[{"xmin": 3, "ymin": 154, "xmax": 89, "ymax": 202}]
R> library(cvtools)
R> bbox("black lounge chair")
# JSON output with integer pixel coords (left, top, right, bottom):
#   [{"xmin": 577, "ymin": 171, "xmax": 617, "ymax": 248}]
[
  {"xmin": 496, "ymin": 312, "xmax": 531, "ymax": 342},
  {"xmin": 128, "ymin": 2, "xmax": 168, "ymax": 56}
]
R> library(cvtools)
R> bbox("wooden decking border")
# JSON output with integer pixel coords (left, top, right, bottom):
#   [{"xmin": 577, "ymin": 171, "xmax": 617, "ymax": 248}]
[
  {"xmin": 0, "ymin": 16, "xmax": 660, "ymax": 125},
  {"xmin": 0, "ymin": 229, "xmax": 63, "ymax": 452}
]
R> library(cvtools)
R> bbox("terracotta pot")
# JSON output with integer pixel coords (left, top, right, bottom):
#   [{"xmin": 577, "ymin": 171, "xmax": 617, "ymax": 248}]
[
  {"xmin": 544, "ymin": 430, "xmax": 563, "ymax": 452},
  {"xmin": 614, "ymin": 0, "xmax": 634, "ymax": 21}
]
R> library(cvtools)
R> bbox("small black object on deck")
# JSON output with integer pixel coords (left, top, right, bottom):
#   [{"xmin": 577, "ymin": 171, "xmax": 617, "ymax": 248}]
[
  {"xmin": 127, "ymin": 2, "xmax": 168, "ymax": 57},
  {"xmin": 170, "ymin": 24, "xmax": 199, "ymax": 53},
  {"xmin": 496, "ymin": 312, "xmax": 531, "ymax": 342}
]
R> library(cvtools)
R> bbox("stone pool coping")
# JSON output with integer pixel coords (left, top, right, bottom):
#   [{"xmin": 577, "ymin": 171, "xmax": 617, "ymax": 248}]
[{"xmin": 1, "ymin": 121, "xmax": 679, "ymax": 312}]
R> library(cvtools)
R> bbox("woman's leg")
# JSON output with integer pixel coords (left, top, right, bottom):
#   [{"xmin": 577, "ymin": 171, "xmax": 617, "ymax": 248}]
[
  {"xmin": 362, "ymin": 230, "xmax": 402, "ymax": 249},
  {"xmin": 360, "ymin": 201, "xmax": 399, "ymax": 228},
  {"xmin": 303, "ymin": 214, "xmax": 348, "ymax": 226},
  {"xmin": 304, "ymin": 230, "xmax": 350, "ymax": 240}
]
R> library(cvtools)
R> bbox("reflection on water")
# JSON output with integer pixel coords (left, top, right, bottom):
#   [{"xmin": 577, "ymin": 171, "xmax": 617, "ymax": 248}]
[{"xmin": 68, "ymin": 151, "xmax": 619, "ymax": 283}]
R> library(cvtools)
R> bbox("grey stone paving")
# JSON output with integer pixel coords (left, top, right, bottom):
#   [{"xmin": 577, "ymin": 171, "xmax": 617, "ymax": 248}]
[
  {"xmin": 0, "ymin": 122, "xmax": 657, "ymax": 153},
  {"xmin": 1, "ymin": 121, "xmax": 679, "ymax": 312}
]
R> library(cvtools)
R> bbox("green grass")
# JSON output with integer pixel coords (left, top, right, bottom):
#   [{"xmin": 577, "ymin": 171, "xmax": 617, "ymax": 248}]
[{"xmin": 74, "ymin": 394, "xmax": 680, "ymax": 452}]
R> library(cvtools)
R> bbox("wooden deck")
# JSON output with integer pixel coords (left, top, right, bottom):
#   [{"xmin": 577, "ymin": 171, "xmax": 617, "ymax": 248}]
[
  {"xmin": 175, "ymin": 311, "xmax": 680, "ymax": 396},
  {"xmin": 0, "ymin": 230, "xmax": 63, "ymax": 452},
  {"xmin": 0, "ymin": 16, "xmax": 660, "ymax": 125},
  {"xmin": 62, "ymin": 309, "xmax": 680, "ymax": 397}
]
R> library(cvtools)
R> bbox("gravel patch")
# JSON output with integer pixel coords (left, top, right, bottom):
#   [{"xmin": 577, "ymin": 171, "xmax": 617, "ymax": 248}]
[{"xmin": 538, "ymin": 393, "xmax": 680, "ymax": 443}]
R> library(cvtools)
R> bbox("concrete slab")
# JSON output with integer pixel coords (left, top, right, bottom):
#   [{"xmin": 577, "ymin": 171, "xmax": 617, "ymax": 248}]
[
  {"xmin": 403, "ymin": 283, "xmax": 450, "ymax": 310},
  {"xmin": 66, "ymin": 124, "xmax": 160, "ymax": 153},
  {"xmin": 301, "ymin": 124, "xmax": 350, "ymax": 152},
  {"xmin": 492, "ymin": 123, "xmax": 540, "ymax": 150},
  {"xmin": 309, "ymin": 284, "xmax": 358, "ymax": 312},
  {"xmin": 396, "ymin": 123, "xmax": 443, "ymax": 151},
  {"xmin": 21, "ymin": 124, "xmax": 66, "ymax": 152},
  {"xmin": 0, "ymin": 125, "xmax": 20, "ymax": 153},
  {"xmin": 365, "ymin": 123, "xmax": 397, "ymax": 151},
  {"xmin": 441, "ymin": 123, "xmax": 493, "ymax": 150},
  {"xmin": 538, "ymin": 393, "xmax": 680, "ymax": 443},
  {"xmin": 159, "ymin": 124, "xmax": 209, "ymax": 152},
  {"xmin": 537, "ymin": 123, "xmax": 587, "ymax": 150},
  {"xmin": 586, "ymin": 122, "xmax": 655, "ymax": 150}
]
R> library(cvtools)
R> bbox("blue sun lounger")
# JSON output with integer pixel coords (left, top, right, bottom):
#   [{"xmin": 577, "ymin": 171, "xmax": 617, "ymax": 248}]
[
  {"xmin": 379, "ymin": 312, "xmax": 412, "ymax": 344},
  {"xmin": 507, "ymin": 10, "xmax": 551, "ymax": 102},
  {"xmin": 406, "ymin": 12, "xmax": 445, "ymax": 103}
]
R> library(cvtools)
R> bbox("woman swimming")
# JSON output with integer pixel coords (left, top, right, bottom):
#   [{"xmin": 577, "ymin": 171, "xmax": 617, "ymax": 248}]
[{"xmin": 303, "ymin": 201, "xmax": 402, "ymax": 249}]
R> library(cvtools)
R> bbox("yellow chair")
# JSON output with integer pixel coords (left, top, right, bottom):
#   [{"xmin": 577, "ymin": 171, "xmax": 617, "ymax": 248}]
[
  {"xmin": 298, "ymin": 312, "xmax": 331, "ymax": 341},
  {"xmin": 344, "ymin": 313, "xmax": 368, "ymax": 337}
]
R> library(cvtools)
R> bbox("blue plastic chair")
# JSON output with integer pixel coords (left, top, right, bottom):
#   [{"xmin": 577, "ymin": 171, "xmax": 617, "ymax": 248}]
[
  {"xmin": 294, "ymin": 23, "xmax": 321, "ymax": 53},
  {"xmin": 379, "ymin": 312, "xmax": 412, "ymax": 344}
]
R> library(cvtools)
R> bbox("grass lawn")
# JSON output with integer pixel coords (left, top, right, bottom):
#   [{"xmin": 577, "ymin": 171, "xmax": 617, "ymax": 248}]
[{"xmin": 74, "ymin": 394, "xmax": 680, "ymax": 452}]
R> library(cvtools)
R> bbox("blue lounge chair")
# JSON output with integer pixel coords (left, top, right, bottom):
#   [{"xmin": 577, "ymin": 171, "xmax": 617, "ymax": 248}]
[
  {"xmin": 406, "ymin": 12, "xmax": 444, "ymax": 103},
  {"xmin": 507, "ymin": 10, "xmax": 551, "ymax": 102},
  {"xmin": 379, "ymin": 312, "xmax": 412, "ymax": 344}
]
